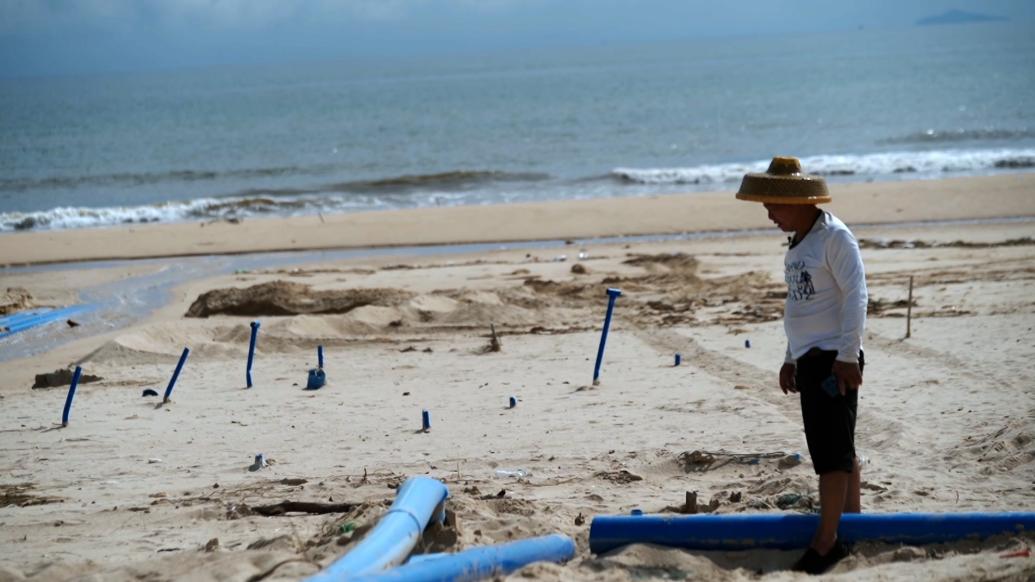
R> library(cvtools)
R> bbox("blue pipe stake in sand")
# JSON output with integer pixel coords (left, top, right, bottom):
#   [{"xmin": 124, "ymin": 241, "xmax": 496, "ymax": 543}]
[
  {"xmin": 61, "ymin": 366, "xmax": 83, "ymax": 427},
  {"xmin": 246, "ymin": 321, "xmax": 260, "ymax": 388},
  {"xmin": 509, "ymin": 396, "xmax": 517, "ymax": 409},
  {"xmin": 674, "ymin": 353, "xmax": 681, "ymax": 366},
  {"xmin": 592, "ymin": 288, "xmax": 622, "ymax": 385},
  {"xmin": 306, "ymin": 345, "xmax": 327, "ymax": 390},
  {"xmin": 163, "ymin": 347, "xmax": 190, "ymax": 403},
  {"xmin": 422, "ymin": 409, "xmax": 431, "ymax": 432}
]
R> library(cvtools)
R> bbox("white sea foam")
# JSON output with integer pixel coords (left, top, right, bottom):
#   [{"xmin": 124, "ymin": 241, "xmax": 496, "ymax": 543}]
[
  {"xmin": 0, "ymin": 195, "xmax": 357, "ymax": 233},
  {"xmin": 612, "ymin": 148, "xmax": 1035, "ymax": 185},
  {"xmin": 3, "ymin": 148, "xmax": 1033, "ymax": 232}
]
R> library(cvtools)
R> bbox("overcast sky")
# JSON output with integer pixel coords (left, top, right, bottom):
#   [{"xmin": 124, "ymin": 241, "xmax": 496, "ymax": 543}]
[{"xmin": 1, "ymin": 0, "xmax": 1032, "ymax": 78}]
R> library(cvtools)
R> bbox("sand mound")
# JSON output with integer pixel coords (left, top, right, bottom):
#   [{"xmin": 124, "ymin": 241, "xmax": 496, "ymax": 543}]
[
  {"xmin": 949, "ymin": 419, "xmax": 1035, "ymax": 474},
  {"xmin": 185, "ymin": 281, "xmax": 412, "ymax": 318},
  {"xmin": 82, "ymin": 321, "xmax": 250, "ymax": 364},
  {"xmin": 0, "ymin": 287, "xmax": 33, "ymax": 315},
  {"xmin": 622, "ymin": 252, "xmax": 699, "ymax": 272},
  {"xmin": 587, "ymin": 543, "xmax": 778, "ymax": 580},
  {"xmin": 408, "ymin": 294, "xmax": 460, "ymax": 314}
]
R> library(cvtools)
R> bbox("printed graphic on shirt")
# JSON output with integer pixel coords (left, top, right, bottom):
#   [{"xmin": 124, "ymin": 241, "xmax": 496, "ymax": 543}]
[{"xmin": 786, "ymin": 260, "xmax": 815, "ymax": 302}]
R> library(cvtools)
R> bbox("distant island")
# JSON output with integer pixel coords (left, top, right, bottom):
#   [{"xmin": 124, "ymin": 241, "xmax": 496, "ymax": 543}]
[{"xmin": 915, "ymin": 9, "xmax": 1008, "ymax": 26}]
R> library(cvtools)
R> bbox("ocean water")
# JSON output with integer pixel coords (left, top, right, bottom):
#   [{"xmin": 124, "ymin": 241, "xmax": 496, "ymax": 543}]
[{"xmin": 1, "ymin": 22, "xmax": 1033, "ymax": 232}]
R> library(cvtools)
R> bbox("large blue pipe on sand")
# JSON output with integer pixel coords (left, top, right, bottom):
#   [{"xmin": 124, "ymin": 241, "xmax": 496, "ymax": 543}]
[
  {"xmin": 349, "ymin": 534, "xmax": 576, "ymax": 582},
  {"xmin": 589, "ymin": 512, "xmax": 1035, "ymax": 554},
  {"xmin": 306, "ymin": 476, "xmax": 449, "ymax": 581},
  {"xmin": 0, "ymin": 305, "xmax": 93, "ymax": 339}
]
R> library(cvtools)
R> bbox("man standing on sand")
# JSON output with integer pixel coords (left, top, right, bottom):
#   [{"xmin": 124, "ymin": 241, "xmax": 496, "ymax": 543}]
[{"xmin": 736, "ymin": 157, "xmax": 868, "ymax": 575}]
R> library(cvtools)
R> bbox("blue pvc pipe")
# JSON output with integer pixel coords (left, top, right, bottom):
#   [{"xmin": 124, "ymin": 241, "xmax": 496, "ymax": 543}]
[
  {"xmin": 306, "ymin": 476, "xmax": 450, "ymax": 581},
  {"xmin": 4, "ymin": 305, "xmax": 90, "ymax": 331},
  {"xmin": 589, "ymin": 512, "xmax": 1035, "ymax": 554},
  {"xmin": 61, "ymin": 366, "xmax": 83, "ymax": 426},
  {"xmin": 163, "ymin": 347, "xmax": 190, "ymax": 402},
  {"xmin": 351, "ymin": 534, "xmax": 576, "ymax": 582},
  {"xmin": 318, "ymin": 345, "xmax": 325, "ymax": 369},
  {"xmin": 0, "ymin": 308, "xmax": 49, "ymax": 328},
  {"xmin": 422, "ymin": 409, "xmax": 431, "ymax": 432},
  {"xmin": 508, "ymin": 396, "xmax": 517, "ymax": 409},
  {"xmin": 246, "ymin": 321, "xmax": 259, "ymax": 388},
  {"xmin": 592, "ymin": 288, "xmax": 622, "ymax": 384},
  {"xmin": 0, "ymin": 305, "xmax": 93, "ymax": 340}
]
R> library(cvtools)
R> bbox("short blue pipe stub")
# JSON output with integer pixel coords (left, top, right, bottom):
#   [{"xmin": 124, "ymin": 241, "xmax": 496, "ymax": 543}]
[
  {"xmin": 351, "ymin": 534, "xmax": 576, "ymax": 582},
  {"xmin": 508, "ymin": 396, "xmax": 517, "ymax": 409},
  {"xmin": 589, "ymin": 512, "xmax": 1035, "ymax": 554},
  {"xmin": 306, "ymin": 368, "xmax": 326, "ymax": 390},
  {"xmin": 246, "ymin": 321, "xmax": 259, "ymax": 388},
  {"xmin": 317, "ymin": 345, "xmax": 325, "ymax": 369},
  {"xmin": 592, "ymin": 288, "xmax": 622, "ymax": 384},
  {"xmin": 163, "ymin": 347, "xmax": 190, "ymax": 402},
  {"xmin": 306, "ymin": 476, "xmax": 450, "ymax": 581},
  {"xmin": 421, "ymin": 409, "xmax": 431, "ymax": 432},
  {"xmin": 61, "ymin": 366, "xmax": 83, "ymax": 426},
  {"xmin": 674, "ymin": 353, "xmax": 681, "ymax": 366}
]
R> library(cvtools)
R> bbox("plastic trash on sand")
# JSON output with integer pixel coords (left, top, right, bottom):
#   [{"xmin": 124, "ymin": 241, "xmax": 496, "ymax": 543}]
[{"xmin": 495, "ymin": 469, "xmax": 529, "ymax": 478}]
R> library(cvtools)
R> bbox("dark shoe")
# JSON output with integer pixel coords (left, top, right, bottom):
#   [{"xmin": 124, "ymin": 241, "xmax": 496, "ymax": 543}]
[{"xmin": 791, "ymin": 541, "xmax": 849, "ymax": 575}]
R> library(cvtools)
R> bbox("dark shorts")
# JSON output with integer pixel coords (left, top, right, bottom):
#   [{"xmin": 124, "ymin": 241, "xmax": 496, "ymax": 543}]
[{"xmin": 797, "ymin": 348, "xmax": 865, "ymax": 475}]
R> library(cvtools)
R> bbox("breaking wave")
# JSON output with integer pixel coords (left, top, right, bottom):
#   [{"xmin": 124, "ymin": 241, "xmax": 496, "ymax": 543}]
[
  {"xmin": 611, "ymin": 148, "xmax": 1035, "ymax": 185},
  {"xmin": 0, "ymin": 195, "xmax": 352, "ymax": 232},
  {"xmin": 0, "ymin": 167, "xmax": 550, "ymax": 195}
]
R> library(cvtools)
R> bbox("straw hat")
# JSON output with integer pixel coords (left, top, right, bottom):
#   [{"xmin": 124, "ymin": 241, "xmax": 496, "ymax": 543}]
[{"xmin": 735, "ymin": 156, "xmax": 831, "ymax": 204}]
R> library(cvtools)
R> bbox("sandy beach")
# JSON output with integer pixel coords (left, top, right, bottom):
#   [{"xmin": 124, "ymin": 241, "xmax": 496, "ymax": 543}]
[{"xmin": 1, "ymin": 175, "xmax": 1034, "ymax": 581}]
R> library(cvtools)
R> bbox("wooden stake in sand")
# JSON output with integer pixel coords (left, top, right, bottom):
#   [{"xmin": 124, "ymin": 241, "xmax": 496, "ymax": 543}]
[
  {"xmin": 906, "ymin": 276, "xmax": 914, "ymax": 339},
  {"xmin": 61, "ymin": 366, "xmax": 83, "ymax": 427},
  {"xmin": 489, "ymin": 324, "xmax": 502, "ymax": 352},
  {"xmin": 163, "ymin": 347, "xmax": 190, "ymax": 404}
]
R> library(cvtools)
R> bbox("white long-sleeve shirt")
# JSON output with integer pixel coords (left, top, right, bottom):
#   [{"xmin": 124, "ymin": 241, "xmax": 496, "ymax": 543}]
[{"xmin": 783, "ymin": 211, "xmax": 867, "ymax": 364}]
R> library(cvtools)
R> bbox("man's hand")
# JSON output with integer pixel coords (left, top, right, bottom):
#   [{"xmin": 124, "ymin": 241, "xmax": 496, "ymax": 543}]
[
  {"xmin": 832, "ymin": 360, "xmax": 863, "ymax": 395},
  {"xmin": 779, "ymin": 363, "xmax": 797, "ymax": 395}
]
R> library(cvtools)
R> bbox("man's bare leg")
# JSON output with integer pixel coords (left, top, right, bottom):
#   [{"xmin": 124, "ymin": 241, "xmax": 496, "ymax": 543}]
[
  {"xmin": 812, "ymin": 471, "xmax": 849, "ymax": 554},
  {"xmin": 844, "ymin": 457, "xmax": 861, "ymax": 514}
]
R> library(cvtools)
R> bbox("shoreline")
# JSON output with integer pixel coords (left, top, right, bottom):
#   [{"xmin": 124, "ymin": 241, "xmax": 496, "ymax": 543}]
[{"xmin": 2, "ymin": 174, "xmax": 1034, "ymax": 266}]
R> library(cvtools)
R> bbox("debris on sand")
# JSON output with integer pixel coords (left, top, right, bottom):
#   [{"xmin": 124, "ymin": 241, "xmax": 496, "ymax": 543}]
[
  {"xmin": 868, "ymin": 297, "xmax": 916, "ymax": 315},
  {"xmin": 32, "ymin": 368, "xmax": 102, "ymax": 389},
  {"xmin": 478, "ymin": 323, "xmax": 503, "ymax": 354},
  {"xmin": 0, "ymin": 483, "xmax": 62, "ymax": 507},
  {"xmin": 594, "ymin": 469, "xmax": 644, "ymax": 484},
  {"xmin": 858, "ymin": 236, "xmax": 1033, "ymax": 250}
]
